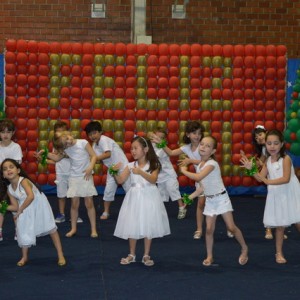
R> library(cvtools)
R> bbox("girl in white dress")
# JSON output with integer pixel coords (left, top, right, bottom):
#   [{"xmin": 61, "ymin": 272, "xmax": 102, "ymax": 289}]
[
  {"xmin": 112, "ymin": 136, "xmax": 170, "ymax": 266},
  {"xmin": 241, "ymin": 129, "xmax": 300, "ymax": 264},
  {"xmin": 1, "ymin": 158, "xmax": 65, "ymax": 267},
  {"xmin": 181, "ymin": 136, "xmax": 248, "ymax": 266},
  {"xmin": 47, "ymin": 131, "xmax": 98, "ymax": 238}
]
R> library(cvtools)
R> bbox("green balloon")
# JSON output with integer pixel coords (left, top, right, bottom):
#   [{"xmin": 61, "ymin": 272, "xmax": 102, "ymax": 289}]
[
  {"xmin": 284, "ymin": 129, "xmax": 292, "ymax": 142},
  {"xmin": 293, "ymin": 84, "xmax": 300, "ymax": 93},
  {"xmin": 290, "ymin": 142, "xmax": 300, "ymax": 155},
  {"xmin": 287, "ymin": 118, "xmax": 300, "ymax": 132},
  {"xmin": 296, "ymin": 129, "xmax": 300, "ymax": 142}
]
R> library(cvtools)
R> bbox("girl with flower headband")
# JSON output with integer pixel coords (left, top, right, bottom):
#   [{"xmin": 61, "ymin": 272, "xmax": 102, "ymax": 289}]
[
  {"xmin": 240, "ymin": 130, "xmax": 300, "ymax": 264},
  {"xmin": 111, "ymin": 136, "xmax": 170, "ymax": 266}
]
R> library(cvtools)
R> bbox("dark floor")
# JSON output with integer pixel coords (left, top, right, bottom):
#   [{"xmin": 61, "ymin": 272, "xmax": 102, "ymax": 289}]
[{"xmin": 1, "ymin": 194, "xmax": 300, "ymax": 300}]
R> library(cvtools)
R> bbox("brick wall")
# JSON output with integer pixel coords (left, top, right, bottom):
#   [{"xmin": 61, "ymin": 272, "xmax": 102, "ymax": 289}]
[{"xmin": 0, "ymin": 0, "xmax": 299, "ymax": 57}]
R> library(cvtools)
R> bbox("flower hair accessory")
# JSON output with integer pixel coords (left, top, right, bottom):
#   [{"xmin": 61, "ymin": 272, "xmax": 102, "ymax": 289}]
[{"xmin": 255, "ymin": 125, "xmax": 266, "ymax": 130}]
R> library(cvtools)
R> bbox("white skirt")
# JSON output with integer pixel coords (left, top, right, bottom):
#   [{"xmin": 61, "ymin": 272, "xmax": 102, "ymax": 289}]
[{"xmin": 67, "ymin": 176, "xmax": 98, "ymax": 198}]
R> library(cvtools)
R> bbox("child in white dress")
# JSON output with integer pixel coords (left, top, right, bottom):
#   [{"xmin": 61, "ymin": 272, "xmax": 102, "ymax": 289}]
[
  {"xmin": 0, "ymin": 119, "xmax": 22, "ymax": 241},
  {"xmin": 46, "ymin": 131, "xmax": 98, "ymax": 238},
  {"xmin": 112, "ymin": 136, "xmax": 170, "ymax": 266},
  {"xmin": 241, "ymin": 129, "xmax": 300, "ymax": 264},
  {"xmin": 85, "ymin": 121, "xmax": 130, "ymax": 220},
  {"xmin": 181, "ymin": 136, "xmax": 248, "ymax": 266},
  {"xmin": 1, "ymin": 158, "xmax": 65, "ymax": 267}
]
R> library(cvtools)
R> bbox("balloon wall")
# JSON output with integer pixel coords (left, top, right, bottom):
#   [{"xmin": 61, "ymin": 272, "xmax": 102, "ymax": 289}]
[{"xmin": 4, "ymin": 40, "xmax": 287, "ymax": 187}]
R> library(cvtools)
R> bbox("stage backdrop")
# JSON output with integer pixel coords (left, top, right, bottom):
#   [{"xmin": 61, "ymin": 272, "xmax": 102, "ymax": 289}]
[{"xmin": 1, "ymin": 41, "xmax": 294, "ymax": 195}]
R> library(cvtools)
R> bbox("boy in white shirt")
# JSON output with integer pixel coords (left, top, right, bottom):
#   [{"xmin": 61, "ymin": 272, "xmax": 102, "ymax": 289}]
[
  {"xmin": 0, "ymin": 119, "xmax": 22, "ymax": 241},
  {"xmin": 85, "ymin": 121, "xmax": 130, "ymax": 220}
]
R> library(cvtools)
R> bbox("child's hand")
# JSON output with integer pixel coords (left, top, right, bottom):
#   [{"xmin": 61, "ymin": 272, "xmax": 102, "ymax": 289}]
[
  {"xmin": 84, "ymin": 167, "xmax": 93, "ymax": 180},
  {"xmin": 178, "ymin": 157, "xmax": 190, "ymax": 167},
  {"xmin": 149, "ymin": 134, "xmax": 161, "ymax": 144},
  {"xmin": 240, "ymin": 157, "xmax": 252, "ymax": 170},
  {"xmin": 255, "ymin": 173, "xmax": 267, "ymax": 184},
  {"xmin": 240, "ymin": 150, "xmax": 247, "ymax": 160},
  {"xmin": 180, "ymin": 165, "xmax": 188, "ymax": 173},
  {"xmin": 131, "ymin": 166, "xmax": 141, "ymax": 175}
]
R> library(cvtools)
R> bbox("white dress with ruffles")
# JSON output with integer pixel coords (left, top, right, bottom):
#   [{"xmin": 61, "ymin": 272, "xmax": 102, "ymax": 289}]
[
  {"xmin": 114, "ymin": 162, "xmax": 170, "ymax": 240},
  {"xmin": 8, "ymin": 177, "xmax": 57, "ymax": 248},
  {"xmin": 263, "ymin": 157, "xmax": 300, "ymax": 227}
]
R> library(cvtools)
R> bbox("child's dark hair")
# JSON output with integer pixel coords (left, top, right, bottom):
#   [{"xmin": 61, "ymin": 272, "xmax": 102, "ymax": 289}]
[
  {"xmin": 252, "ymin": 125, "xmax": 267, "ymax": 157},
  {"xmin": 0, "ymin": 118, "xmax": 15, "ymax": 132},
  {"xmin": 0, "ymin": 159, "xmax": 42, "ymax": 192},
  {"xmin": 154, "ymin": 126, "xmax": 167, "ymax": 138},
  {"xmin": 132, "ymin": 136, "xmax": 161, "ymax": 173},
  {"xmin": 85, "ymin": 121, "xmax": 102, "ymax": 134},
  {"xmin": 265, "ymin": 129, "xmax": 286, "ymax": 158},
  {"xmin": 54, "ymin": 121, "xmax": 68, "ymax": 132},
  {"xmin": 182, "ymin": 121, "xmax": 205, "ymax": 144}
]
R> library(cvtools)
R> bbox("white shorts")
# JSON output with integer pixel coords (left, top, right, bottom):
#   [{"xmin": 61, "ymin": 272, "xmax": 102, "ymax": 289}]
[
  {"xmin": 67, "ymin": 176, "xmax": 98, "ymax": 198},
  {"xmin": 157, "ymin": 179, "xmax": 181, "ymax": 202},
  {"xmin": 203, "ymin": 192, "xmax": 233, "ymax": 217},
  {"xmin": 103, "ymin": 173, "xmax": 131, "ymax": 202},
  {"xmin": 55, "ymin": 174, "xmax": 69, "ymax": 198}
]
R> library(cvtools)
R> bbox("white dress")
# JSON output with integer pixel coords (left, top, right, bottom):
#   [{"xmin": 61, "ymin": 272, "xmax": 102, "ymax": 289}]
[
  {"xmin": 8, "ymin": 177, "xmax": 57, "ymax": 248},
  {"xmin": 114, "ymin": 162, "xmax": 170, "ymax": 240},
  {"xmin": 263, "ymin": 156, "xmax": 300, "ymax": 227}
]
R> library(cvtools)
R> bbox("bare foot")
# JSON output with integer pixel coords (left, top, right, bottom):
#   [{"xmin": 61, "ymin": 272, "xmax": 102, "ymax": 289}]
[
  {"xmin": 65, "ymin": 230, "xmax": 76, "ymax": 238},
  {"xmin": 239, "ymin": 247, "xmax": 249, "ymax": 265}
]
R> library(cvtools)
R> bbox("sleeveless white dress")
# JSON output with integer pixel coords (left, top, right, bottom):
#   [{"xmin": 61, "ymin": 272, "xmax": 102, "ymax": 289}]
[
  {"xmin": 114, "ymin": 162, "xmax": 170, "ymax": 240},
  {"xmin": 263, "ymin": 157, "xmax": 300, "ymax": 227},
  {"xmin": 8, "ymin": 177, "xmax": 57, "ymax": 248}
]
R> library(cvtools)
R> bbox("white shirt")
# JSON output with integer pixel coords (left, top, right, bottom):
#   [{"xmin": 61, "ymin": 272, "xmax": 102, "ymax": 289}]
[
  {"xmin": 93, "ymin": 135, "xmax": 128, "ymax": 167},
  {"xmin": 196, "ymin": 159, "xmax": 225, "ymax": 196},
  {"xmin": 152, "ymin": 143, "xmax": 177, "ymax": 183},
  {"xmin": 0, "ymin": 141, "xmax": 23, "ymax": 164},
  {"xmin": 180, "ymin": 143, "xmax": 201, "ymax": 169},
  {"xmin": 64, "ymin": 139, "xmax": 91, "ymax": 177}
]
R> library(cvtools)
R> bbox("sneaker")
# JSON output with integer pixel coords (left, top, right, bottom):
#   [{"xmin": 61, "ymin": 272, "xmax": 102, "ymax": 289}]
[
  {"xmin": 0, "ymin": 231, "xmax": 3, "ymax": 241},
  {"xmin": 77, "ymin": 217, "xmax": 83, "ymax": 223},
  {"xmin": 227, "ymin": 231, "xmax": 234, "ymax": 238},
  {"xmin": 55, "ymin": 214, "xmax": 66, "ymax": 223},
  {"xmin": 177, "ymin": 207, "xmax": 187, "ymax": 219}
]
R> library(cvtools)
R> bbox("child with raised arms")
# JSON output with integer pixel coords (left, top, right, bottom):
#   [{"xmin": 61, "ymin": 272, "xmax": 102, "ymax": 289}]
[
  {"xmin": 241, "ymin": 129, "xmax": 300, "ymax": 264},
  {"xmin": 180, "ymin": 136, "xmax": 248, "ymax": 266},
  {"xmin": 112, "ymin": 136, "xmax": 170, "ymax": 266},
  {"xmin": 1, "ymin": 158, "xmax": 66, "ymax": 267},
  {"xmin": 43, "ymin": 131, "xmax": 98, "ymax": 238},
  {"xmin": 85, "ymin": 121, "xmax": 130, "ymax": 220},
  {"xmin": 151, "ymin": 120, "xmax": 206, "ymax": 238}
]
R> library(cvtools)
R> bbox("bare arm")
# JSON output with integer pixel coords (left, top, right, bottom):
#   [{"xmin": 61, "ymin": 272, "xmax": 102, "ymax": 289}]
[
  {"xmin": 96, "ymin": 151, "xmax": 111, "ymax": 163},
  {"xmin": 113, "ymin": 164, "xmax": 130, "ymax": 185},
  {"xmin": 257, "ymin": 156, "xmax": 291, "ymax": 185},
  {"xmin": 14, "ymin": 179, "xmax": 35, "ymax": 219},
  {"xmin": 180, "ymin": 164, "xmax": 214, "ymax": 182},
  {"xmin": 84, "ymin": 143, "xmax": 97, "ymax": 180},
  {"xmin": 131, "ymin": 167, "xmax": 159, "ymax": 184}
]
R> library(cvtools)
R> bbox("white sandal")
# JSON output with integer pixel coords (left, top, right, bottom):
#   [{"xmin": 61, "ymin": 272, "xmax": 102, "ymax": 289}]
[
  {"xmin": 100, "ymin": 212, "xmax": 110, "ymax": 220},
  {"xmin": 120, "ymin": 254, "xmax": 136, "ymax": 265},
  {"xmin": 142, "ymin": 255, "xmax": 154, "ymax": 266}
]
